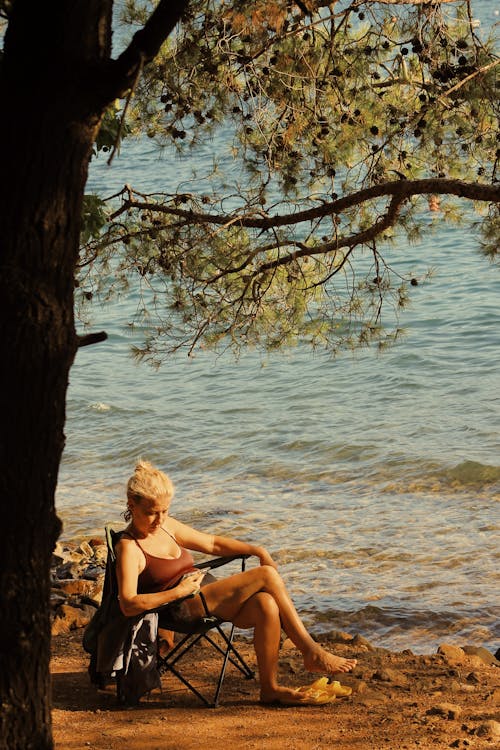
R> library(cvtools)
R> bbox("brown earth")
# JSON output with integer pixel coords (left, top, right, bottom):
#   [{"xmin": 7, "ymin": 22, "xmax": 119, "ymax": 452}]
[{"xmin": 51, "ymin": 630, "xmax": 500, "ymax": 750}]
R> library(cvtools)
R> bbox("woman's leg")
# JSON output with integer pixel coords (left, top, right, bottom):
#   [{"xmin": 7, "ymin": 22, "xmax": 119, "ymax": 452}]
[
  {"xmin": 231, "ymin": 591, "xmax": 313, "ymax": 703},
  {"xmin": 232, "ymin": 592, "xmax": 278, "ymax": 700},
  {"xmin": 189, "ymin": 565, "xmax": 357, "ymax": 675}
]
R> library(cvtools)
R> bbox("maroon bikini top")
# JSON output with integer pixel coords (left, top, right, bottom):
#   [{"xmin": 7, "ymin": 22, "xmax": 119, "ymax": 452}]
[{"xmin": 126, "ymin": 528, "xmax": 196, "ymax": 593}]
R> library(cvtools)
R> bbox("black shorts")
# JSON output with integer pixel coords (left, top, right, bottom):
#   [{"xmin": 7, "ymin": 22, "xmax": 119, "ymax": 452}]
[{"xmin": 158, "ymin": 572, "xmax": 222, "ymax": 634}]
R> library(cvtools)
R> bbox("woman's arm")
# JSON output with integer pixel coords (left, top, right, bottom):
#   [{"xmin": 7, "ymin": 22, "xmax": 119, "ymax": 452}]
[
  {"xmin": 168, "ymin": 517, "xmax": 278, "ymax": 569},
  {"xmin": 115, "ymin": 537, "xmax": 204, "ymax": 617}
]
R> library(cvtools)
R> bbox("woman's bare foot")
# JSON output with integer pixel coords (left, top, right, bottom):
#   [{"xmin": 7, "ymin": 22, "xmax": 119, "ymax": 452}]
[
  {"xmin": 303, "ymin": 645, "xmax": 357, "ymax": 675},
  {"xmin": 259, "ymin": 685, "xmax": 334, "ymax": 706},
  {"xmin": 260, "ymin": 686, "xmax": 304, "ymax": 704}
]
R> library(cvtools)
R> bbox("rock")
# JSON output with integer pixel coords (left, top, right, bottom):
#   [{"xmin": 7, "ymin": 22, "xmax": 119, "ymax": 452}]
[
  {"xmin": 51, "ymin": 578, "xmax": 104, "ymax": 607},
  {"xmin": 427, "ymin": 702, "xmax": 462, "ymax": 720},
  {"xmin": 456, "ymin": 683, "xmax": 476, "ymax": 693},
  {"xmin": 485, "ymin": 687, "xmax": 500, "ymax": 704},
  {"xmin": 466, "ymin": 672, "xmax": 480, "ymax": 684},
  {"xmin": 372, "ymin": 668, "xmax": 409, "ymax": 687},
  {"xmin": 437, "ymin": 644, "xmax": 467, "ymax": 665},
  {"xmin": 49, "ymin": 537, "xmax": 107, "ymax": 632},
  {"xmin": 352, "ymin": 634, "xmax": 376, "ymax": 651},
  {"xmin": 461, "ymin": 645, "xmax": 500, "ymax": 666},
  {"xmin": 334, "ymin": 675, "xmax": 366, "ymax": 693},
  {"xmin": 91, "ymin": 545, "xmax": 108, "ymax": 566},
  {"xmin": 55, "ymin": 578, "xmax": 102, "ymax": 598},
  {"xmin": 475, "ymin": 720, "xmax": 500, "ymax": 738},
  {"xmin": 52, "ymin": 603, "xmax": 94, "ymax": 635},
  {"xmin": 356, "ymin": 687, "xmax": 389, "ymax": 705},
  {"xmin": 51, "ymin": 618, "xmax": 69, "ymax": 636},
  {"xmin": 88, "ymin": 537, "xmax": 105, "ymax": 548},
  {"xmin": 52, "ymin": 542, "xmax": 66, "ymax": 566},
  {"xmin": 349, "ymin": 678, "xmax": 368, "ymax": 694},
  {"xmin": 325, "ymin": 630, "xmax": 354, "ymax": 644},
  {"xmin": 50, "ymin": 590, "xmax": 68, "ymax": 608},
  {"xmin": 78, "ymin": 540, "xmax": 94, "ymax": 557},
  {"xmin": 54, "ymin": 560, "xmax": 87, "ymax": 580},
  {"xmin": 82, "ymin": 564, "xmax": 105, "ymax": 581}
]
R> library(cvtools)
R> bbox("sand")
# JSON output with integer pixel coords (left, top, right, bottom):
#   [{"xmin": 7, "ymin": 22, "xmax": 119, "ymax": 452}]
[{"xmin": 51, "ymin": 629, "xmax": 500, "ymax": 749}]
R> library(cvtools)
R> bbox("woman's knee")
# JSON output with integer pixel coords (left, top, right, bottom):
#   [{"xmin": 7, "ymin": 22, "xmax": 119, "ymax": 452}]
[
  {"xmin": 254, "ymin": 591, "xmax": 279, "ymax": 618},
  {"xmin": 232, "ymin": 591, "xmax": 278, "ymax": 629},
  {"xmin": 259, "ymin": 564, "xmax": 284, "ymax": 591}
]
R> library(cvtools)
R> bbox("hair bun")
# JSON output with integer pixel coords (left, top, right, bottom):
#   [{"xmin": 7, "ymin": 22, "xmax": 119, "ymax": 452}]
[
  {"xmin": 126, "ymin": 460, "xmax": 175, "ymax": 507},
  {"xmin": 135, "ymin": 459, "xmax": 154, "ymax": 474}
]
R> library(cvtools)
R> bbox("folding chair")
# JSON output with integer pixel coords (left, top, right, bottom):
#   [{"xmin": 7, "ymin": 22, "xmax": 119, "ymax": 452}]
[{"xmin": 104, "ymin": 526, "xmax": 255, "ymax": 707}]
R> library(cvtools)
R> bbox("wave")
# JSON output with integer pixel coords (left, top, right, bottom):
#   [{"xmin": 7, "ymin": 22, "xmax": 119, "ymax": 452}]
[
  {"xmin": 439, "ymin": 460, "xmax": 500, "ymax": 488},
  {"xmin": 197, "ymin": 451, "xmax": 500, "ymax": 496},
  {"xmin": 309, "ymin": 604, "xmax": 500, "ymax": 654}
]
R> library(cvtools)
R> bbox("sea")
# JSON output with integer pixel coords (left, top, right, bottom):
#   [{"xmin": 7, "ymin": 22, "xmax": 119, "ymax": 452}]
[{"xmin": 57, "ymin": 0, "xmax": 499, "ymax": 655}]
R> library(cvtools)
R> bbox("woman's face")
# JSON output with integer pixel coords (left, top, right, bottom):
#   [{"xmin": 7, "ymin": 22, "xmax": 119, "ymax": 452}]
[{"xmin": 129, "ymin": 494, "xmax": 171, "ymax": 534}]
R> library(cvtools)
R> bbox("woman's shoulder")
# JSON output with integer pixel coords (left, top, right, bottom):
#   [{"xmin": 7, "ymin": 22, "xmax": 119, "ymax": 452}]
[{"xmin": 115, "ymin": 531, "xmax": 139, "ymax": 558}]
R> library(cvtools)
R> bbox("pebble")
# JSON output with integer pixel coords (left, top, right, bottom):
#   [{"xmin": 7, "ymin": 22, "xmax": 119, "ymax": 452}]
[
  {"xmin": 352, "ymin": 633, "xmax": 376, "ymax": 651},
  {"xmin": 426, "ymin": 703, "xmax": 462, "ymax": 720},
  {"xmin": 475, "ymin": 719, "xmax": 500, "ymax": 738},
  {"xmin": 485, "ymin": 687, "xmax": 500, "ymax": 704},
  {"xmin": 372, "ymin": 668, "xmax": 409, "ymax": 687}
]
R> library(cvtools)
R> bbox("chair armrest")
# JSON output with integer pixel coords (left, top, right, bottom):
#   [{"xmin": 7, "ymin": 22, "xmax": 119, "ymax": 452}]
[
  {"xmin": 148, "ymin": 555, "xmax": 251, "ymax": 614},
  {"xmin": 195, "ymin": 554, "xmax": 251, "ymax": 571}
]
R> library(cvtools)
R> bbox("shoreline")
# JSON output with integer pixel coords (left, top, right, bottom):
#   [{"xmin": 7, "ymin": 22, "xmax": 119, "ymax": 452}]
[{"xmin": 50, "ymin": 536, "xmax": 498, "ymax": 654}]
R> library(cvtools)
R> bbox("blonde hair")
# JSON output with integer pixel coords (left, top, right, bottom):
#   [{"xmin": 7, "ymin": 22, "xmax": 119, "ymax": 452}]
[{"xmin": 124, "ymin": 460, "xmax": 175, "ymax": 521}]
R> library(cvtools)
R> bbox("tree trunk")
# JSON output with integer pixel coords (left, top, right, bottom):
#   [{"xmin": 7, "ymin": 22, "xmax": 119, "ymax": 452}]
[
  {"xmin": 0, "ymin": 3, "xmax": 110, "ymax": 747},
  {"xmin": 0, "ymin": 0, "xmax": 188, "ymax": 744}
]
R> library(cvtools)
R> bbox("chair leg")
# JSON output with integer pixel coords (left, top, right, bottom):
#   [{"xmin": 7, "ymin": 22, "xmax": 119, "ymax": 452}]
[
  {"xmin": 212, "ymin": 624, "xmax": 234, "ymax": 708},
  {"xmin": 162, "ymin": 632, "xmax": 205, "ymax": 669},
  {"xmin": 205, "ymin": 625, "xmax": 255, "ymax": 678},
  {"xmin": 167, "ymin": 663, "xmax": 215, "ymax": 707},
  {"xmin": 158, "ymin": 624, "xmax": 255, "ymax": 708}
]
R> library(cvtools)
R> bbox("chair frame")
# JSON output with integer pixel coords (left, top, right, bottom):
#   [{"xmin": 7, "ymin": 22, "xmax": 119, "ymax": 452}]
[{"xmin": 105, "ymin": 526, "xmax": 255, "ymax": 708}]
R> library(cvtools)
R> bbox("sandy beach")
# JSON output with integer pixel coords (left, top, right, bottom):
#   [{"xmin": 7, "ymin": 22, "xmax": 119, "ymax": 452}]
[{"xmin": 51, "ymin": 628, "xmax": 499, "ymax": 750}]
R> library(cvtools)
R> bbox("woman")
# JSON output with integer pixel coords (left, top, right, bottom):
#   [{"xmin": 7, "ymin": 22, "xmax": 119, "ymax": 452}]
[{"xmin": 116, "ymin": 460, "xmax": 357, "ymax": 705}]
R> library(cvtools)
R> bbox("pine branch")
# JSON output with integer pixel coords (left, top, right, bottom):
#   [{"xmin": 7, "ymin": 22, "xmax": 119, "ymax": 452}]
[
  {"xmin": 104, "ymin": 0, "xmax": 189, "ymax": 101},
  {"xmin": 116, "ymin": 179, "xmax": 500, "ymax": 231}
]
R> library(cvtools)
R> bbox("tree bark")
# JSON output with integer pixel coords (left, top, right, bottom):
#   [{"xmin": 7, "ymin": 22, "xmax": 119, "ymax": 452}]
[
  {"xmin": 0, "ymin": 3, "xmax": 110, "ymax": 746},
  {"xmin": 0, "ymin": 1, "xmax": 188, "ymax": 745}
]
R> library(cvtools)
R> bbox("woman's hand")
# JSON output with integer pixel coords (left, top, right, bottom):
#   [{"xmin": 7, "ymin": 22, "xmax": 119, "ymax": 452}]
[
  {"xmin": 173, "ymin": 570, "xmax": 206, "ymax": 599},
  {"xmin": 255, "ymin": 546, "xmax": 279, "ymax": 570}
]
